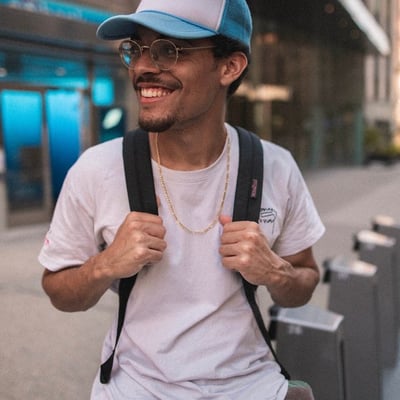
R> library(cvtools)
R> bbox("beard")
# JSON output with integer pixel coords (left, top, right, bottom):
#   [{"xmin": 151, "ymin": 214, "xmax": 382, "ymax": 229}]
[{"xmin": 138, "ymin": 113, "xmax": 175, "ymax": 133}]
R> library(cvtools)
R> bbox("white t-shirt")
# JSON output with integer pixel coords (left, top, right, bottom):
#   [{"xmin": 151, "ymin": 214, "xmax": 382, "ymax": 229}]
[{"xmin": 39, "ymin": 124, "xmax": 324, "ymax": 400}]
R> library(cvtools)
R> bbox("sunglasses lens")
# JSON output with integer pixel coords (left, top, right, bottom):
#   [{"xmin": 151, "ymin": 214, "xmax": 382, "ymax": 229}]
[
  {"xmin": 151, "ymin": 40, "xmax": 178, "ymax": 70},
  {"xmin": 120, "ymin": 41, "xmax": 141, "ymax": 68},
  {"xmin": 119, "ymin": 40, "xmax": 178, "ymax": 70}
]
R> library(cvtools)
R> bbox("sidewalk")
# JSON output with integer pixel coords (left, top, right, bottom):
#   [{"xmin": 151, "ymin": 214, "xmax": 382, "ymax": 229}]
[
  {"xmin": 1, "ymin": 163, "xmax": 400, "ymax": 399},
  {"xmin": 0, "ymin": 225, "xmax": 117, "ymax": 400},
  {"xmin": 307, "ymin": 163, "xmax": 400, "ymax": 309},
  {"xmin": 307, "ymin": 163, "xmax": 400, "ymax": 400}
]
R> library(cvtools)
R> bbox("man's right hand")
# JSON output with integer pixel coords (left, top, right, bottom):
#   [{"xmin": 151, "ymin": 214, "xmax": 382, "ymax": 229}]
[
  {"xmin": 42, "ymin": 211, "xmax": 166, "ymax": 312},
  {"xmin": 99, "ymin": 211, "xmax": 167, "ymax": 280}
]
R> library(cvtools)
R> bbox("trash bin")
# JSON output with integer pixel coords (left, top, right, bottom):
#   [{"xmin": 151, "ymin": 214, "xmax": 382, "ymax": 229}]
[
  {"xmin": 270, "ymin": 304, "xmax": 345, "ymax": 400},
  {"xmin": 324, "ymin": 256, "xmax": 381, "ymax": 400},
  {"xmin": 372, "ymin": 214, "xmax": 400, "ymax": 328},
  {"xmin": 354, "ymin": 229, "xmax": 398, "ymax": 368}
]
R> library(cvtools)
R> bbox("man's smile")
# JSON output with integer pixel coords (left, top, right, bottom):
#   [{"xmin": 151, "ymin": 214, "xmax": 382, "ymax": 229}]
[{"xmin": 140, "ymin": 87, "xmax": 173, "ymax": 98}]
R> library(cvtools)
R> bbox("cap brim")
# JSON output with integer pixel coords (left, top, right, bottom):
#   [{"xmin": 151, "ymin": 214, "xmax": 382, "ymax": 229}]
[{"xmin": 97, "ymin": 11, "xmax": 217, "ymax": 40}]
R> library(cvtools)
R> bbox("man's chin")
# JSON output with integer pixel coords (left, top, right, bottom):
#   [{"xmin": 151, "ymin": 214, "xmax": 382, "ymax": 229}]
[{"xmin": 138, "ymin": 117, "xmax": 174, "ymax": 133}]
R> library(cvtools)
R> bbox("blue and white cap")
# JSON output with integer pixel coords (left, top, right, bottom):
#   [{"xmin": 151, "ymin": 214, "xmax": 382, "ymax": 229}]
[{"xmin": 97, "ymin": 0, "xmax": 252, "ymax": 50}]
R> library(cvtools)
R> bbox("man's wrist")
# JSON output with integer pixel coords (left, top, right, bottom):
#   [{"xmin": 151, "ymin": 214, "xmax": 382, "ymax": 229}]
[{"xmin": 86, "ymin": 252, "xmax": 116, "ymax": 287}]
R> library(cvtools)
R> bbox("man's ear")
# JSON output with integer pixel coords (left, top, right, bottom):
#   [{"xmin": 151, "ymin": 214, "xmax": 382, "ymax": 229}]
[{"xmin": 220, "ymin": 52, "xmax": 248, "ymax": 87}]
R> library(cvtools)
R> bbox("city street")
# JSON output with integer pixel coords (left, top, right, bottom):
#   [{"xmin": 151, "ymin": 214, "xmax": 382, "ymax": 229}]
[{"xmin": 1, "ymin": 163, "xmax": 400, "ymax": 399}]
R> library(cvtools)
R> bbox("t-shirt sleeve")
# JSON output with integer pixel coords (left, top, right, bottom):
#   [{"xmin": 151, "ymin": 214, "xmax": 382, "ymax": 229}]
[
  {"xmin": 272, "ymin": 156, "xmax": 325, "ymax": 257},
  {"xmin": 38, "ymin": 156, "xmax": 101, "ymax": 272}
]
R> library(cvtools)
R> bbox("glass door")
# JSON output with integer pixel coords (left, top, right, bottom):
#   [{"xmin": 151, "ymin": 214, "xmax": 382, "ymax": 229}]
[
  {"xmin": 0, "ymin": 87, "xmax": 82, "ymax": 227},
  {"xmin": 1, "ymin": 89, "xmax": 49, "ymax": 226},
  {"xmin": 46, "ymin": 89, "xmax": 82, "ymax": 200}
]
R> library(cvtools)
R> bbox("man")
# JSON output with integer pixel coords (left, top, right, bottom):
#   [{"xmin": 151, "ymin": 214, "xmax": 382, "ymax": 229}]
[{"xmin": 40, "ymin": 1, "xmax": 324, "ymax": 399}]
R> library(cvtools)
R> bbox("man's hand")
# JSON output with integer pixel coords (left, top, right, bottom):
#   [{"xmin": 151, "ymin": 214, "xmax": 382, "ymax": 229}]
[
  {"xmin": 42, "ymin": 211, "xmax": 167, "ymax": 312},
  {"xmin": 99, "ymin": 211, "xmax": 167, "ymax": 280},
  {"xmin": 219, "ymin": 215, "xmax": 320, "ymax": 307},
  {"xmin": 219, "ymin": 215, "xmax": 283, "ymax": 286}
]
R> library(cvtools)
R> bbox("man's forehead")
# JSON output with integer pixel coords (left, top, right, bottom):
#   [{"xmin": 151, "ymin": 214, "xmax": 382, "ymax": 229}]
[
  {"xmin": 134, "ymin": 25, "xmax": 161, "ymax": 38},
  {"xmin": 133, "ymin": 25, "xmax": 209, "ymax": 44}
]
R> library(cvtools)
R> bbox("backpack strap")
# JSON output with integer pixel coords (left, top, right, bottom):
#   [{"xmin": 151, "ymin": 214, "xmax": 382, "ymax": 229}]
[
  {"xmin": 100, "ymin": 127, "xmax": 290, "ymax": 384},
  {"xmin": 234, "ymin": 127, "xmax": 290, "ymax": 380},
  {"xmin": 100, "ymin": 128, "xmax": 156, "ymax": 384},
  {"xmin": 233, "ymin": 126, "xmax": 264, "ymax": 222}
]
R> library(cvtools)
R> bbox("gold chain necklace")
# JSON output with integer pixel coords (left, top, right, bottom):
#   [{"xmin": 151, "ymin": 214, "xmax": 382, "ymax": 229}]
[{"xmin": 155, "ymin": 132, "xmax": 231, "ymax": 234}]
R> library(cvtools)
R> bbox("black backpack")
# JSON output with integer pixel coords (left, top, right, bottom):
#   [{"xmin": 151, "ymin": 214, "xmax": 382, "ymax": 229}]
[{"xmin": 100, "ymin": 127, "xmax": 290, "ymax": 383}]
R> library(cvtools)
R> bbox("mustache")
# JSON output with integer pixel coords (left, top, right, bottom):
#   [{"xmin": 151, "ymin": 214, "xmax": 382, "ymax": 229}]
[{"xmin": 134, "ymin": 74, "xmax": 181, "ymax": 90}]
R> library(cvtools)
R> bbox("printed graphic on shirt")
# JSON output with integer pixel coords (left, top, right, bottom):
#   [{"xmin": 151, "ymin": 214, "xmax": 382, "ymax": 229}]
[{"xmin": 259, "ymin": 207, "xmax": 277, "ymax": 234}]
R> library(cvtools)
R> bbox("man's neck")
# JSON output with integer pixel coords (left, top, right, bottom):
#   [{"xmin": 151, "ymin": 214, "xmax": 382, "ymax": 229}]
[{"xmin": 149, "ymin": 124, "xmax": 228, "ymax": 171}]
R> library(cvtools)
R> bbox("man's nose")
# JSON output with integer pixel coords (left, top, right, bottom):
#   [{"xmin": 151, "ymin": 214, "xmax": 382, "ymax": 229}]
[{"xmin": 133, "ymin": 48, "xmax": 160, "ymax": 73}]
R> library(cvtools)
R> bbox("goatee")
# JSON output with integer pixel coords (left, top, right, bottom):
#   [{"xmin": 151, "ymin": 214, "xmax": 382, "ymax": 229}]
[{"xmin": 138, "ymin": 115, "xmax": 175, "ymax": 133}]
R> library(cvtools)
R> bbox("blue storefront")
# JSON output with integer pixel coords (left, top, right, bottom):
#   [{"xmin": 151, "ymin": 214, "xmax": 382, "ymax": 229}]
[{"xmin": 0, "ymin": 0, "xmax": 129, "ymax": 227}]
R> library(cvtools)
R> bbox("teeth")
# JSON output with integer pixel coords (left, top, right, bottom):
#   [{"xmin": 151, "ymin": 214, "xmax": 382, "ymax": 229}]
[{"xmin": 141, "ymin": 88, "xmax": 170, "ymax": 98}]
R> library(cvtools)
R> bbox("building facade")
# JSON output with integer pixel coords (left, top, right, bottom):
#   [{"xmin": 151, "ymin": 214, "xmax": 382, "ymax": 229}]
[
  {"xmin": 0, "ymin": 0, "xmax": 395, "ymax": 228},
  {"xmin": 362, "ymin": 0, "xmax": 398, "ymax": 159},
  {"xmin": 229, "ymin": 0, "xmax": 393, "ymax": 168}
]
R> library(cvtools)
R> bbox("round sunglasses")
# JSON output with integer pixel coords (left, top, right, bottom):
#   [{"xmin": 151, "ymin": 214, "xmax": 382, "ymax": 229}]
[{"xmin": 119, "ymin": 39, "xmax": 216, "ymax": 71}]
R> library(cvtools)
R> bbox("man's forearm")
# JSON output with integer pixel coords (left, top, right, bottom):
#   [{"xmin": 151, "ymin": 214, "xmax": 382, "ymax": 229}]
[
  {"xmin": 266, "ymin": 261, "xmax": 320, "ymax": 308},
  {"xmin": 42, "ymin": 253, "xmax": 115, "ymax": 312}
]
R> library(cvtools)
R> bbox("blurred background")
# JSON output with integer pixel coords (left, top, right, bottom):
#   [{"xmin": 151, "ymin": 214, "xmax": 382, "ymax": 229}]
[{"xmin": 1, "ymin": 1, "xmax": 400, "ymax": 399}]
